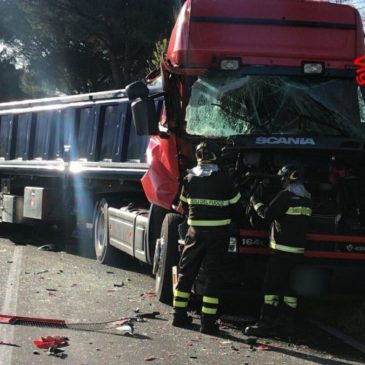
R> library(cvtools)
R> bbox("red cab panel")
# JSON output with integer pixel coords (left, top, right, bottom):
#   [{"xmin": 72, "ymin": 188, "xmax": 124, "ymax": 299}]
[
  {"xmin": 141, "ymin": 134, "xmax": 180, "ymax": 210},
  {"xmin": 167, "ymin": 0, "xmax": 363, "ymax": 70}
]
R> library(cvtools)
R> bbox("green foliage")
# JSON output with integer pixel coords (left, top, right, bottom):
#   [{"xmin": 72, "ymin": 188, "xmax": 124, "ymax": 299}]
[
  {"xmin": 146, "ymin": 38, "xmax": 168, "ymax": 74},
  {"xmin": 0, "ymin": 0, "xmax": 175, "ymax": 98}
]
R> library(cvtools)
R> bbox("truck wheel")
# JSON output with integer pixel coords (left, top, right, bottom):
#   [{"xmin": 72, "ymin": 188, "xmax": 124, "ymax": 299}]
[
  {"xmin": 94, "ymin": 198, "xmax": 118, "ymax": 265},
  {"xmin": 155, "ymin": 213, "xmax": 183, "ymax": 304}
]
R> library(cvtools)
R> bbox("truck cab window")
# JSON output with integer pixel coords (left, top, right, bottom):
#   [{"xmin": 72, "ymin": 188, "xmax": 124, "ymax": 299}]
[{"xmin": 185, "ymin": 72, "xmax": 364, "ymax": 139}]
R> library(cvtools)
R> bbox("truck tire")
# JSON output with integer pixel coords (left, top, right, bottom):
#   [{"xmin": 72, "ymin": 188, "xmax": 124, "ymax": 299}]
[
  {"xmin": 155, "ymin": 213, "xmax": 183, "ymax": 304},
  {"xmin": 94, "ymin": 198, "xmax": 118, "ymax": 265}
]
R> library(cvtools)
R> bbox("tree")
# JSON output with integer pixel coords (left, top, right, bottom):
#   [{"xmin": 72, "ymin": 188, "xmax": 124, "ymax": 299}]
[
  {"xmin": 0, "ymin": 0, "xmax": 174, "ymax": 96},
  {"xmin": 0, "ymin": 51, "xmax": 28, "ymax": 101}
]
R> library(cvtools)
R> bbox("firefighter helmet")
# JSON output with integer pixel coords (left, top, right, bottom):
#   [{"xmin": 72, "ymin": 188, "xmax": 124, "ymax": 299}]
[
  {"xmin": 195, "ymin": 141, "xmax": 220, "ymax": 163},
  {"xmin": 278, "ymin": 164, "xmax": 303, "ymax": 185}
]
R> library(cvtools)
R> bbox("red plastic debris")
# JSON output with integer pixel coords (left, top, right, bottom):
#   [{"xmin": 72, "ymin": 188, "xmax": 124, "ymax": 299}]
[
  {"xmin": 111, "ymin": 319, "xmax": 131, "ymax": 327},
  {"xmin": 146, "ymin": 291, "xmax": 156, "ymax": 298},
  {"xmin": 257, "ymin": 345, "xmax": 271, "ymax": 351},
  {"xmin": 33, "ymin": 336, "xmax": 69, "ymax": 349}
]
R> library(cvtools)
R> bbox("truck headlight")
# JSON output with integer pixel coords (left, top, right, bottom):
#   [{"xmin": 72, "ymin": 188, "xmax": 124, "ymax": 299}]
[
  {"xmin": 220, "ymin": 59, "xmax": 240, "ymax": 71},
  {"xmin": 302, "ymin": 62, "xmax": 324, "ymax": 74}
]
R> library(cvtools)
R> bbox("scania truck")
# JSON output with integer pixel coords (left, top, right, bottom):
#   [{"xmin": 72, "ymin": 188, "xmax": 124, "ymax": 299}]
[{"xmin": 0, "ymin": 0, "xmax": 364, "ymax": 303}]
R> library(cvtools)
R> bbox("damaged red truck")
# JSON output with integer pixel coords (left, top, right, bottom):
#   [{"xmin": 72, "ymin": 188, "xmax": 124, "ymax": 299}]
[
  {"xmin": 0, "ymin": 0, "xmax": 364, "ymax": 304},
  {"xmin": 126, "ymin": 0, "xmax": 365, "ymax": 302}
]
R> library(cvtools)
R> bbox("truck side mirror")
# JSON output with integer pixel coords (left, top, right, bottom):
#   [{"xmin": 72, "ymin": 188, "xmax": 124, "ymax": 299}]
[
  {"xmin": 126, "ymin": 81, "xmax": 149, "ymax": 100},
  {"xmin": 126, "ymin": 81, "xmax": 159, "ymax": 136}
]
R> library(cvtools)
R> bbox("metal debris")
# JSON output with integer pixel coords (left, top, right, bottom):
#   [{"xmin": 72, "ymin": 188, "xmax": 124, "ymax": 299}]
[
  {"xmin": 114, "ymin": 283, "xmax": 125, "ymax": 287},
  {"xmin": 35, "ymin": 270, "xmax": 48, "ymax": 275},
  {"xmin": 38, "ymin": 244, "xmax": 58, "ymax": 251},
  {"xmin": 0, "ymin": 340, "xmax": 20, "ymax": 347}
]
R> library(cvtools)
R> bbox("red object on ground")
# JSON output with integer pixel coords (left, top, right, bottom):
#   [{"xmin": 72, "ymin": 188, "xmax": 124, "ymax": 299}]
[
  {"xmin": 257, "ymin": 345, "xmax": 271, "ymax": 351},
  {"xmin": 0, "ymin": 314, "xmax": 66, "ymax": 326},
  {"xmin": 33, "ymin": 336, "xmax": 69, "ymax": 349}
]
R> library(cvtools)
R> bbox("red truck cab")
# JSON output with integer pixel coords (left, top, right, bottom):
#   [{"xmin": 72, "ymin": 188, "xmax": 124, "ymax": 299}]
[{"xmin": 127, "ymin": 0, "xmax": 365, "ymax": 302}]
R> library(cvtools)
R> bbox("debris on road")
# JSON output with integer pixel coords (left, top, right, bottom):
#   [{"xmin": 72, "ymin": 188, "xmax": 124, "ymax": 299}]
[
  {"xmin": 33, "ymin": 335, "xmax": 69, "ymax": 349},
  {"xmin": 219, "ymin": 314, "xmax": 256, "ymax": 330},
  {"xmin": 231, "ymin": 345, "xmax": 239, "ymax": 352},
  {"xmin": 38, "ymin": 244, "xmax": 58, "ymax": 252},
  {"xmin": 0, "ymin": 340, "xmax": 20, "ymax": 347},
  {"xmin": 144, "ymin": 355, "xmax": 157, "ymax": 361},
  {"xmin": 35, "ymin": 270, "xmax": 48, "ymax": 275},
  {"xmin": 47, "ymin": 347, "xmax": 67, "ymax": 359},
  {"xmin": 257, "ymin": 345, "xmax": 271, "ymax": 351},
  {"xmin": 114, "ymin": 282, "xmax": 125, "ymax": 287},
  {"xmin": 115, "ymin": 322, "xmax": 134, "ymax": 335}
]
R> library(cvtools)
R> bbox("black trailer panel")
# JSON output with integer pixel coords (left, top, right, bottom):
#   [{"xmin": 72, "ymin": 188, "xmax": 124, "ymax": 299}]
[{"xmin": 0, "ymin": 93, "xmax": 150, "ymax": 178}]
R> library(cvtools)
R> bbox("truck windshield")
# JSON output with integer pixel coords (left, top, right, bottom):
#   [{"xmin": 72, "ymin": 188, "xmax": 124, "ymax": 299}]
[{"xmin": 185, "ymin": 72, "xmax": 365, "ymax": 139}]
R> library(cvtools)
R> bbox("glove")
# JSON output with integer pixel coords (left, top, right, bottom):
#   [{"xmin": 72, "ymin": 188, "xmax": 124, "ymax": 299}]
[{"xmin": 250, "ymin": 194, "xmax": 259, "ymax": 206}]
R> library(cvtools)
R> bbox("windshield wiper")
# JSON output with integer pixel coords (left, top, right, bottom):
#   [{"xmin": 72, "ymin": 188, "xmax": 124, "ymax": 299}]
[{"xmin": 211, "ymin": 103, "xmax": 269, "ymax": 133}]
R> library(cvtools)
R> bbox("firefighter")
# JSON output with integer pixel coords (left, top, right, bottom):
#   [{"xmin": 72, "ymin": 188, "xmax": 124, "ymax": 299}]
[
  {"xmin": 245, "ymin": 164, "xmax": 312, "ymax": 338},
  {"xmin": 172, "ymin": 141, "xmax": 241, "ymax": 335}
]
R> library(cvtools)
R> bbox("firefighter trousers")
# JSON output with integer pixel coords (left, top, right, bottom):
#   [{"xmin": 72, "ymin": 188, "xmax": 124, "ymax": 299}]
[
  {"xmin": 263, "ymin": 250, "xmax": 303, "ymax": 308},
  {"xmin": 174, "ymin": 226, "xmax": 229, "ymax": 314}
]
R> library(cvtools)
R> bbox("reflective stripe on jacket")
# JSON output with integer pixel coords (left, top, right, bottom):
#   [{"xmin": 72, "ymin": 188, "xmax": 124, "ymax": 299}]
[
  {"xmin": 254, "ymin": 187, "xmax": 312, "ymax": 253},
  {"xmin": 180, "ymin": 167, "xmax": 241, "ymax": 227}
]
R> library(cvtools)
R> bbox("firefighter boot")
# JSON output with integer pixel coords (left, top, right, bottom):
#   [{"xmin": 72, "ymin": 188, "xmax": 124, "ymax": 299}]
[
  {"xmin": 276, "ymin": 303, "xmax": 296, "ymax": 339},
  {"xmin": 200, "ymin": 314, "xmax": 219, "ymax": 335},
  {"xmin": 172, "ymin": 309, "xmax": 193, "ymax": 328},
  {"xmin": 244, "ymin": 304, "xmax": 279, "ymax": 338}
]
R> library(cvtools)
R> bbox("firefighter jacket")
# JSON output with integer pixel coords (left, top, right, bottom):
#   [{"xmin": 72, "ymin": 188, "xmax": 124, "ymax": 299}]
[
  {"xmin": 253, "ymin": 183, "xmax": 312, "ymax": 254},
  {"xmin": 179, "ymin": 164, "xmax": 241, "ymax": 227}
]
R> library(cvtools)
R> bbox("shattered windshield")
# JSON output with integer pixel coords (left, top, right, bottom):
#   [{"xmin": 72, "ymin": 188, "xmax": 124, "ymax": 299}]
[{"xmin": 185, "ymin": 72, "xmax": 365, "ymax": 139}]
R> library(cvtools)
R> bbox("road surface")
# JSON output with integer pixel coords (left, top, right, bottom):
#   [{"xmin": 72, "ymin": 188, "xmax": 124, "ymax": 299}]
[{"xmin": 0, "ymin": 225, "xmax": 364, "ymax": 365}]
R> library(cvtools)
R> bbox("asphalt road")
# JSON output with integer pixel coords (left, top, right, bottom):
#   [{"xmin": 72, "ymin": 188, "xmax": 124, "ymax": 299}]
[{"xmin": 0, "ymin": 224, "xmax": 364, "ymax": 365}]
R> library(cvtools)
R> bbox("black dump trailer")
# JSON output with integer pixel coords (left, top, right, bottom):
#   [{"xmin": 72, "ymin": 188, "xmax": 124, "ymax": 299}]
[{"xmin": 0, "ymin": 90, "xmax": 168, "ymax": 272}]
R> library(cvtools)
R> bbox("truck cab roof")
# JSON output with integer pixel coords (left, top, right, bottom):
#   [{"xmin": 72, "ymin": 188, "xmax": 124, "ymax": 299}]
[{"xmin": 167, "ymin": 0, "xmax": 363, "ymax": 71}]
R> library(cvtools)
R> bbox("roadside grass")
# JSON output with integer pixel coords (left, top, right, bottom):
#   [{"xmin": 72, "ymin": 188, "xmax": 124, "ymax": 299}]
[{"xmin": 302, "ymin": 298, "xmax": 365, "ymax": 342}]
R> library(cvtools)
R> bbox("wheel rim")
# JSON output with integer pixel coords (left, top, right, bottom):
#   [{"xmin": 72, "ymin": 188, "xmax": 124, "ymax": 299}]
[
  {"xmin": 95, "ymin": 204, "xmax": 106, "ymax": 258},
  {"xmin": 155, "ymin": 237, "xmax": 165, "ymax": 293},
  {"xmin": 152, "ymin": 239, "xmax": 161, "ymax": 275}
]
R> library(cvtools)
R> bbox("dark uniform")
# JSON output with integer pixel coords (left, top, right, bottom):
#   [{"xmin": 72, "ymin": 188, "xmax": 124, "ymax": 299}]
[
  {"xmin": 245, "ymin": 165, "xmax": 312, "ymax": 338},
  {"xmin": 172, "ymin": 142, "xmax": 241, "ymax": 334}
]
